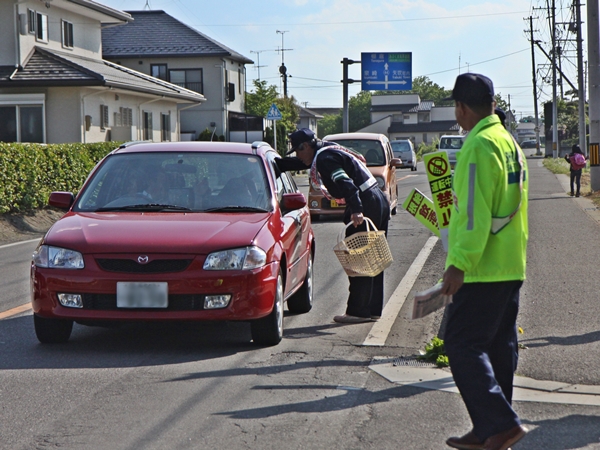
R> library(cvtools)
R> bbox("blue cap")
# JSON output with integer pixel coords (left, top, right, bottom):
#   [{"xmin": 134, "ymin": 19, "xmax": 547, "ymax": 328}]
[
  {"xmin": 444, "ymin": 73, "xmax": 495, "ymax": 105},
  {"xmin": 288, "ymin": 128, "xmax": 315, "ymax": 154}
]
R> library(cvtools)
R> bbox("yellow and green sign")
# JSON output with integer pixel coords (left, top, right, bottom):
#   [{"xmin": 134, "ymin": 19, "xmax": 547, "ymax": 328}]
[
  {"xmin": 423, "ymin": 151, "xmax": 453, "ymax": 250},
  {"xmin": 402, "ymin": 189, "xmax": 440, "ymax": 237}
]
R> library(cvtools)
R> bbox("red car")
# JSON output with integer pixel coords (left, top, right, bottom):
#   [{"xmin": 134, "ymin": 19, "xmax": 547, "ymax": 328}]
[{"xmin": 31, "ymin": 141, "xmax": 315, "ymax": 346}]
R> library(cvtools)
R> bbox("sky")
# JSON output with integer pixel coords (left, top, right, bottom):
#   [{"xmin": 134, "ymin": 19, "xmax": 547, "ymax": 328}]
[{"xmin": 97, "ymin": 0, "xmax": 584, "ymax": 119}]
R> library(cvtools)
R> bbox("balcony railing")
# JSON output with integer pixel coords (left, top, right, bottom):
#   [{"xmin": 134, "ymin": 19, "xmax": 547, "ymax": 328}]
[{"xmin": 171, "ymin": 82, "xmax": 203, "ymax": 94}]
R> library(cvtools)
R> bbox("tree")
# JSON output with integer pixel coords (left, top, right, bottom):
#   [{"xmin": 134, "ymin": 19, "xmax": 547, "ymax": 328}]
[
  {"xmin": 315, "ymin": 91, "xmax": 371, "ymax": 137},
  {"xmin": 245, "ymin": 80, "xmax": 278, "ymax": 117},
  {"xmin": 245, "ymin": 80, "xmax": 300, "ymax": 155}
]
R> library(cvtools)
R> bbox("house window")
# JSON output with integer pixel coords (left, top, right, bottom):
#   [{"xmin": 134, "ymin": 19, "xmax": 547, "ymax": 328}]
[
  {"xmin": 161, "ymin": 113, "xmax": 170, "ymax": 142},
  {"xmin": 0, "ymin": 105, "xmax": 44, "ymax": 143},
  {"xmin": 115, "ymin": 108, "xmax": 133, "ymax": 127},
  {"xmin": 422, "ymin": 133, "xmax": 427, "ymax": 143},
  {"xmin": 27, "ymin": 9, "xmax": 36, "ymax": 34},
  {"xmin": 62, "ymin": 20, "xmax": 74, "ymax": 48},
  {"xmin": 238, "ymin": 69, "xmax": 242, "ymax": 94},
  {"xmin": 143, "ymin": 111, "xmax": 153, "ymax": 140},
  {"xmin": 169, "ymin": 69, "xmax": 203, "ymax": 94},
  {"xmin": 151, "ymin": 64, "xmax": 168, "ymax": 81},
  {"xmin": 36, "ymin": 12, "xmax": 48, "ymax": 42},
  {"xmin": 100, "ymin": 105, "xmax": 109, "ymax": 130}
]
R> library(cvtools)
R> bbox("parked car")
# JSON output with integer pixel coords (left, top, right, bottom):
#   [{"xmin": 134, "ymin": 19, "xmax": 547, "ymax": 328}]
[
  {"xmin": 308, "ymin": 132, "xmax": 400, "ymax": 220},
  {"xmin": 437, "ymin": 134, "xmax": 466, "ymax": 168},
  {"xmin": 520, "ymin": 139, "xmax": 538, "ymax": 149},
  {"xmin": 30, "ymin": 141, "xmax": 315, "ymax": 346},
  {"xmin": 391, "ymin": 139, "xmax": 417, "ymax": 171}
]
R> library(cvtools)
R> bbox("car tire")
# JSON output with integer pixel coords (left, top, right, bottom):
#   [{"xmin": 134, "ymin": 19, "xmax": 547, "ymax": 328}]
[
  {"xmin": 310, "ymin": 214, "xmax": 320, "ymax": 222},
  {"xmin": 411, "ymin": 165, "xmax": 417, "ymax": 171},
  {"xmin": 287, "ymin": 252, "xmax": 313, "ymax": 314},
  {"xmin": 251, "ymin": 271, "xmax": 284, "ymax": 346},
  {"xmin": 34, "ymin": 314, "xmax": 73, "ymax": 344}
]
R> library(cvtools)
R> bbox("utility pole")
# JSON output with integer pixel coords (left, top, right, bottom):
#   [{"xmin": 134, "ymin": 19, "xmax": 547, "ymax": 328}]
[
  {"xmin": 575, "ymin": 0, "xmax": 587, "ymax": 156},
  {"xmin": 341, "ymin": 57, "xmax": 360, "ymax": 133},
  {"xmin": 588, "ymin": 0, "xmax": 600, "ymax": 190},
  {"xmin": 528, "ymin": 16, "xmax": 542, "ymax": 155},
  {"xmin": 549, "ymin": 0, "xmax": 559, "ymax": 158},
  {"xmin": 250, "ymin": 50, "xmax": 267, "ymax": 82},
  {"xmin": 276, "ymin": 30, "xmax": 293, "ymax": 98}
]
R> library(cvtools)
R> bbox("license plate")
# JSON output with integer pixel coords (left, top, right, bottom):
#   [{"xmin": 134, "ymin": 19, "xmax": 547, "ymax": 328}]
[
  {"xmin": 330, "ymin": 199, "xmax": 345, "ymax": 208},
  {"xmin": 117, "ymin": 282, "xmax": 168, "ymax": 308}
]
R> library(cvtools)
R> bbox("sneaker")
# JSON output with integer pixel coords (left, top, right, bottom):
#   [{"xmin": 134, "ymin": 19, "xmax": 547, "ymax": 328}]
[
  {"xmin": 576, "ymin": 193, "xmax": 580, "ymax": 197},
  {"xmin": 570, "ymin": 192, "xmax": 574, "ymax": 196},
  {"xmin": 333, "ymin": 314, "xmax": 372, "ymax": 324}
]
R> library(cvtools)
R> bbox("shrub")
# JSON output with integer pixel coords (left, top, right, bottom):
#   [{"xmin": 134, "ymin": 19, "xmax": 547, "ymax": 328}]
[{"xmin": 0, "ymin": 141, "xmax": 121, "ymax": 213}]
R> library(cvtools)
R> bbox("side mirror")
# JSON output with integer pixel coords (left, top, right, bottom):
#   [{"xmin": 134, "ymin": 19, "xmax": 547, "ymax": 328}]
[
  {"xmin": 48, "ymin": 191, "xmax": 74, "ymax": 210},
  {"xmin": 390, "ymin": 157, "xmax": 402, "ymax": 167},
  {"xmin": 281, "ymin": 192, "xmax": 307, "ymax": 212}
]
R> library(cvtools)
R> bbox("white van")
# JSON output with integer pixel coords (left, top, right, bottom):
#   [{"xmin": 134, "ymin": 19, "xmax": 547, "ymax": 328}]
[{"xmin": 438, "ymin": 135, "xmax": 466, "ymax": 168}]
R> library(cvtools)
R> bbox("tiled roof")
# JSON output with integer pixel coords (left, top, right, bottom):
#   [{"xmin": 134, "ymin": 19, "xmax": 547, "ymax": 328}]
[
  {"xmin": 0, "ymin": 47, "xmax": 205, "ymax": 103},
  {"xmin": 388, "ymin": 120, "xmax": 460, "ymax": 133},
  {"xmin": 102, "ymin": 10, "xmax": 253, "ymax": 64},
  {"xmin": 408, "ymin": 101, "xmax": 434, "ymax": 112}
]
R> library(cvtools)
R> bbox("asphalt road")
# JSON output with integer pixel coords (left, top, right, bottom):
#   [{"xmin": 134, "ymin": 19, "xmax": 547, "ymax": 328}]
[{"xmin": 2, "ymin": 158, "xmax": 600, "ymax": 449}]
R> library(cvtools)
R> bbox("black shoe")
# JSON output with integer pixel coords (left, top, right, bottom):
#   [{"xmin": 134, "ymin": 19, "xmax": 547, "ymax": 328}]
[{"xmin": 576, "ymin": 192, "xmax": 580, "ymax": 197}]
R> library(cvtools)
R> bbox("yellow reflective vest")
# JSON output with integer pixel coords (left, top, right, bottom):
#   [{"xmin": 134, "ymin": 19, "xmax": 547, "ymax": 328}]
[{"xmin": 445, "ymin": 114, "xmax": 528, "ymax": 282}]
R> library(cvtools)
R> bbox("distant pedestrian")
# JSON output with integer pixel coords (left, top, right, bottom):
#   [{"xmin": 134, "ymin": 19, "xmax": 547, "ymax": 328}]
[
  {"xmin": 564, "ymin": 144, "xmax": 586, "ymax": 197},
  {"xmin": 440, "ymin": 73, "xmax": 529, "ymax": 450},
  {"xmin": 276, "ymin": 128, "xmax": 390, "ymax": 324}
]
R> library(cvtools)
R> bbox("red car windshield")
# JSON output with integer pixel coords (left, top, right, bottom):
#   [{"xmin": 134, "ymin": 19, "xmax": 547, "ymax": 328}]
[{"xmin": 75, "ymin": 152, "xmax": 272, "ymax": 213}]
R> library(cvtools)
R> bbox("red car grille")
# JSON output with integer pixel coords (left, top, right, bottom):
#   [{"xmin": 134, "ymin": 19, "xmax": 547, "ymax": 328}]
[
  {"xmin": 81, "ymin": 294, "xmax": 204, "ymax": 310},
  {"xmin": 96, "ymin": 259, "xmax": 193, "ymax": 273}
]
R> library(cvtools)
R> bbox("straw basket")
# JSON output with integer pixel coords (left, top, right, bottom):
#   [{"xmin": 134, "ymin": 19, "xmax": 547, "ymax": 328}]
[{"xmin": 333, "ymin": 217, "xmax": 393, "ymax": 277}]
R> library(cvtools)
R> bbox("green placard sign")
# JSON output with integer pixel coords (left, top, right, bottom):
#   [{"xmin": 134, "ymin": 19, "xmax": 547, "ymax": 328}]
[
  {"xmin": 423, "ymin": 151, "xmax": 454, "ymax": 251},
  {"xmin": 402, "ymin": 188, "xmax": 440, "ymax": 237}
]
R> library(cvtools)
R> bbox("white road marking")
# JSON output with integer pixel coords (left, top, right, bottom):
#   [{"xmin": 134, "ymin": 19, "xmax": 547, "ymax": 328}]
[
  {"xmin": 0, "ymin": 238, "xmax": 40, "ymax": 250},
  {"xmin": 361, "ymin": 236, "xmax": 439, "ymax": 346}
]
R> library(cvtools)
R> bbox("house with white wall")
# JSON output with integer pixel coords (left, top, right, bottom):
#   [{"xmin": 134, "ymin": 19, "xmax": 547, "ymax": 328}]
[
  {"xmin": 0, "ymin": 0, "xmax": 205, "ymax": 144},
  {"xmin": 101, "ymin": 10, "xmax": 254, "ymax": 142},
  {"xmin": 358, "ymin": 93, "xmax": 462, "ymax": 145}
]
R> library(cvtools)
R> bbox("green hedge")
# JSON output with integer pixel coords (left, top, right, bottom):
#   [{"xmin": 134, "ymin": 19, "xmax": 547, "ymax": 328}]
[{"xmin": 0, "ymin": 142, "xmax": 122, "ymax": 213}]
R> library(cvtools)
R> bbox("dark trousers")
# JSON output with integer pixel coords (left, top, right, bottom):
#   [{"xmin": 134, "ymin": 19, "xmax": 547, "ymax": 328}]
[
  {"xmin": 570, "ymin": 169, "xmax": 582, "ymax": 194},
  {"xmin": 444, "ymin": 280, "xmax": 522, "ymax": 441},
  {"xmin": 343, "ymin": 187, "xmax": 390, "ymax": 318}
]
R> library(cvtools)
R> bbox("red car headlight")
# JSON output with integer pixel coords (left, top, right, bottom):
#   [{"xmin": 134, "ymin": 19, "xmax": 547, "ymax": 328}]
[
  {"xmin": 32, "ymin": 245, "xmax": 84, "ymax": 269},
  {"xmin": 203, "ymin": 246, "xmax": 267, "ymax": 270}
]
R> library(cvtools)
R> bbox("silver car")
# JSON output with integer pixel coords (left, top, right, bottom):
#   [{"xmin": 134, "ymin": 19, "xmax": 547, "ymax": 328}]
[
  {"xmin": 438, "ymin": 135, "xmax": 465, "ymax": 169},
  {"xmin": 391, "ymin": 139, "xmax": 417, "ymax": 171}
]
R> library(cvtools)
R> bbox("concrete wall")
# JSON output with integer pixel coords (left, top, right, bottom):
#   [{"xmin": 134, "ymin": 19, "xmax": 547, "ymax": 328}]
[
  {"xmin": 431, "ymin": 106, "xmax": 455, "ymax": 120},
  {"xmin": 371, "ymin": 93, "xmax": 420, "ymax": 106},
  {"xmin": 12, "ymin": 1, "xmax": 104, "ymax": 67}
]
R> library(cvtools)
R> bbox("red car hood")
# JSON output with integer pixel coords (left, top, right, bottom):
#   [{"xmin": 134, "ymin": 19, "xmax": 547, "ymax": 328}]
[{"xmin": 44, "ymin": 212, "xmax": 272, "ymax": 254}]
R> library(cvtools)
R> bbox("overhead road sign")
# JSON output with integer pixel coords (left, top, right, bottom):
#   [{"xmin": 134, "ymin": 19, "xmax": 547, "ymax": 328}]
[
  {"xmin": 266, "ymin": 103, "xmax": 283, "ymax": 121},
  {"xmin": 361, "ymin": 52, "xmax": 412, "ymax": 91}
]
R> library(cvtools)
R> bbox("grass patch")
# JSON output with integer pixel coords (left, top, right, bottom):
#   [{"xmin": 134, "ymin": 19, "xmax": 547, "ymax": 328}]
[
  {"xmin": 542, "ymin": 157, "xmax": 600, "ymax": 207},
  {"xmin": 417, "ymin": 336, "xmax": 449, "ymax": 368}
]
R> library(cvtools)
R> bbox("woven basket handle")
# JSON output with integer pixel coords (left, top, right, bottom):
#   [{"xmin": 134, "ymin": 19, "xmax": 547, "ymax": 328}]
[{"xmin": 337, "ymin": 217, "xmax": 378, "ymax": 247}]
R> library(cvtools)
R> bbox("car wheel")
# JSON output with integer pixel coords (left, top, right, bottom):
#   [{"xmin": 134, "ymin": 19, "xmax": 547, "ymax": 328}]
[
  {"xmin": 251, "ymin": 271, "xmax": 284, "ymax": 346},
  {"xmin": 287, "ymin": 252, "xmax": 313, "ymax": 314},
  {"xmin": 34, "ymin": 314, "xmax": 73, "ymax": 344},
  {"xmin": 411, "ymin": 164, "xmax": 417, "ymax": 171}
]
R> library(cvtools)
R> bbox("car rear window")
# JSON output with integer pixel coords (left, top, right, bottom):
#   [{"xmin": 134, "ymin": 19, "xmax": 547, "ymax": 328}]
[
  {"xmin": 332, "ymin": 139, "xmax": 385, "ymax": 166},
  {"xmin": 391, "ymin": 141, "xmax": 411, "ymax": 152}
]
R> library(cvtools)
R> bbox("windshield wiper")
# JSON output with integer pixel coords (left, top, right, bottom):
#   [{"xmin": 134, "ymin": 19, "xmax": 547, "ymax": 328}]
[
  {"xmin": 202, "ymin": 206, "xmax": 268, "ymax": 213},
  {"xmin": 95, "ymin": 203, "xmax": 192, "ymax": 212}
]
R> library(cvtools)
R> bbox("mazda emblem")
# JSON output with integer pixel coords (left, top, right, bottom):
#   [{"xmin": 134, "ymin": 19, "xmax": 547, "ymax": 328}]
[{"xmin": 137, "ymin": 255, "xmax": 149, "ymax": 264}]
